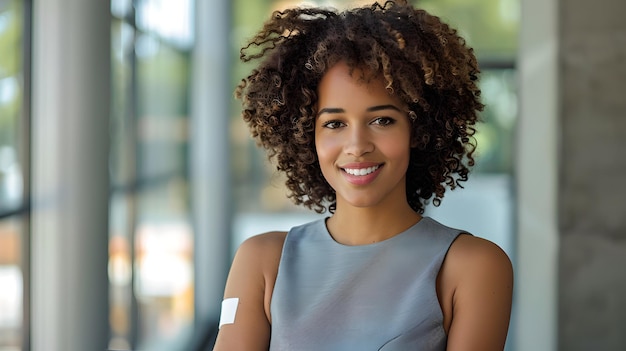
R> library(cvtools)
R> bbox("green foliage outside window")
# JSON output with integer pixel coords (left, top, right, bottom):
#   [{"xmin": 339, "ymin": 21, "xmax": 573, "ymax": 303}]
[{"xmin": 0, "ymin": 0, "xmax": 23, "ymax": 148}]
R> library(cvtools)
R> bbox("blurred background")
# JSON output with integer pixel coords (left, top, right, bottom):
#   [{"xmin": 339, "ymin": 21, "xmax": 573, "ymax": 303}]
[{"xmin": 0, "ymin": 0, "xmax": 624, "ymax": 350}]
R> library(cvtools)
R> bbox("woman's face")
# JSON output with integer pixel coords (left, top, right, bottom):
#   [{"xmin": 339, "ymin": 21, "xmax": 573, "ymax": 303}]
[{"xmin": 315, "ymin": 61, "xmax": 414, "ymax": 211}]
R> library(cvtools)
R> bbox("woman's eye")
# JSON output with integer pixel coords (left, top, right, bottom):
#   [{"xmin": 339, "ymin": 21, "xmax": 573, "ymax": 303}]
[
  {"xmin": 371, "ymin": 117, "xmax": 395, "ymax": 126},
  {"xmin": 322, "ymin": 121, "xmax": 344, "ymax": 129}
]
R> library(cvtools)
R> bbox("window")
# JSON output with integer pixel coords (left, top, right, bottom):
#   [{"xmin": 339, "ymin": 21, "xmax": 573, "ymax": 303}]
[
  {"xmin": 109, "ymin": 0, "xmax": 195, "ymax": 349},
  {"xmin": 0, "ymin": 1, "xmax": 28, "ymax": 350}
]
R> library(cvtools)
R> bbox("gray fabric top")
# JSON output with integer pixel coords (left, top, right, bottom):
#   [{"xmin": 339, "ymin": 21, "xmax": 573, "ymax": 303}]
[{"xmin": 269, "ymin": 216, "xmax": 464, "ymax": 351}]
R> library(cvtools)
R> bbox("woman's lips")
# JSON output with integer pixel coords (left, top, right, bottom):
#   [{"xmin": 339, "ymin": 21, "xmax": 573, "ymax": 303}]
[{"xmin": 340, "ymin": 163, "xmax": 384, "ymax": 185}]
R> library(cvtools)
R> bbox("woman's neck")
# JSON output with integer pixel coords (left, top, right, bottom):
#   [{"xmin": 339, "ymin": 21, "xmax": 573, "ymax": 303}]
[{"xmin": 326, "ymin": 202, "xmax": 422, "ymax": 246}]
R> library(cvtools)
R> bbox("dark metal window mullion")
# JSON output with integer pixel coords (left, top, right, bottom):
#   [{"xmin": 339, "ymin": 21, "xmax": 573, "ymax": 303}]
[
  {"xmin": 0, "ymin": 206, "xmax": 29, "ymax": 220},
  {"xmin": 479, "ymin": 58, "xmax": 516, "ymax": 70},
  {"xmin": 109, "ymin": 3, "xmax": 142, "ymax": 348},
  {"xmin": 20, "ymin": 0, "xmax": 33, "ymax": 350},
  {"xmin": 126, "ymin": 2, "xmax": 140, "ymax": 348}
]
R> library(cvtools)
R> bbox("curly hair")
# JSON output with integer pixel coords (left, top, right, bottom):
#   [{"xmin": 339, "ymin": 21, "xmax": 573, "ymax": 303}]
[{"xmin": 235, "ymin": 0, "xmax": 483, "ymax": 214}]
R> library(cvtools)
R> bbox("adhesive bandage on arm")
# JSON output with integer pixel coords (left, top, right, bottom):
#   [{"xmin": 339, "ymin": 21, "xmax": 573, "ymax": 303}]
[{"xmin": 219, "ymin": 298, "xmax": 239, "ymax": 329}]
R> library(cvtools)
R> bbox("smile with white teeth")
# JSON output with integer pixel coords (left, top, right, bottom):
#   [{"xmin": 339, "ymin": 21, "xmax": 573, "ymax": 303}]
[{"xmin": 343, "ymin": 165, "xmax": 380, "ymax": 176}]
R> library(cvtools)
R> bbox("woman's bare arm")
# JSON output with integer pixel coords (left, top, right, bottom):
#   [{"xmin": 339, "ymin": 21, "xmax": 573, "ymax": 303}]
[
  {"xmin": 212, "ymin": 231, "xmax": 286, "ymax": 351},
  {"xmin": 444, "ymin": 235, "xmax": 514, "ymax": 351}
]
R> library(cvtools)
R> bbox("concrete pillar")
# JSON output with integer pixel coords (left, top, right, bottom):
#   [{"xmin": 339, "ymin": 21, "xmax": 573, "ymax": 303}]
[
  {"xmin": 558, "ymin": 0, "xmax": 626, "ymax": 350},
  {"xmin": 190, "ymin": 0, "xmax": 232, "ymax": 327},
  {"xmin": 31, "ymin": 1, "xmax": 111, "ymax": 350},
  {"xmin": 515, "ymin": 0, "xmax": 560, "ymax": 349}
]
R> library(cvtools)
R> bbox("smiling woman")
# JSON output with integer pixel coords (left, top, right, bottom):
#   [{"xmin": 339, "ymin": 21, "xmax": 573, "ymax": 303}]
[{"xmin": 214, "ymin": 1, "xmax": 513, "ymax": 350}]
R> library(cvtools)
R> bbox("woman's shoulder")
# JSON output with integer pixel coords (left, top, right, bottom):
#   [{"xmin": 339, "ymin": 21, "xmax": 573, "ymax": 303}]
[
  {"xmin": 238, "ymin": 217, "xmax": 325, "ymax": 255},
  {"xmin": 447, "ymin": 234, "xmax": 512, "ymax": 273},
  {"xmin": 234, "ymin": 231, "xmax": 288, "ymax": 271},
  {"xmin": 239, "ymin": 231, "xmax": 288, "ymax": 251},
  {"xmin": 439, "ymin": 233, "xmax": 513, "ymax": 306}
]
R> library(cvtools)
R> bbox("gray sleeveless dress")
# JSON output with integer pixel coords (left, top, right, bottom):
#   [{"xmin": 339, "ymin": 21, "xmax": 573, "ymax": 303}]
[{"xmin": 269, "ymin": 216, "xmax": 465, "ymax": 351}]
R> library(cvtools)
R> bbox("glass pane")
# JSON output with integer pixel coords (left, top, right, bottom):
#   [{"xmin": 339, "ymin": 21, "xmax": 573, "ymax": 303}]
[
  {"xmin": 108, "ymin": 193, "xmax": 134, "ymax": 350},
  {"xmin": 110, "ymin": 19, "xmax": 135, "ymax": 189},
  {"xmin": 135, "ymin": 0, "xmax": 194, "ymax": 49},
  {"xmin": 136, "ymin": 36, "xmax": 190, "ymax": 181},
  {"xmin": 474, "ymin": 69, "xmax": 517, "ymax": 173},
  {"xmin": 0, "ymin": 0, "xmax": 24, "ymax": 212},
  {"xmin": 418, "ymin": 0, "xmax": 519, "ymax": 61},
  {"xmin": 109, "ymin": 21, "xmax": 136, "ymax": 350},
  {"xmin": 230, "ymin": 0, "xmax": 299, "ymax": 214},
  {"xmin": 0, "ymin": 218, "xmax": 22, "ymax": 351},
  {"xmin": 134, "ymin": 180, "xmax": 193, "ymax": 349},
  {"xmin": 111, "ymin": 0, "xmax": 133, "ymax": 19},
  {"xmin": 110, "ymin": 0, "xmax": 195, "ymax": 347}
]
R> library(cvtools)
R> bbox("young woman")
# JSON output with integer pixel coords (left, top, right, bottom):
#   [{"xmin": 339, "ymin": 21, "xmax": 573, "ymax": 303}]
[{"xmin": 213, "ymin": 1, "xmax": 513, "ymax": 350}]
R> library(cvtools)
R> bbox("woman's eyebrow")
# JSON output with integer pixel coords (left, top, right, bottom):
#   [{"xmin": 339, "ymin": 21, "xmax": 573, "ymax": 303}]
[
  {"xmin": 317, "ymin": 107, "xmax": 344, "ymax": 116},
  {"xmin": 366, "ymin": 104, "xmax": 402, "ymax": 112},
  {"xmin": 317, "ymin": 104, "xmax": 401, "ymax": 116}
]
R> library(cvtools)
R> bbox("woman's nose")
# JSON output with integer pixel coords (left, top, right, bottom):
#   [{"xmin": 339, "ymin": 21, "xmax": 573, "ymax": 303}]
[{"xmin": 344, "ymin": 126, "xmax": 374, "ymax": 157}]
